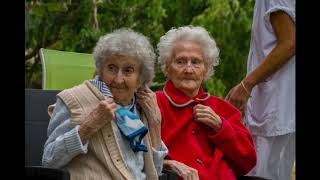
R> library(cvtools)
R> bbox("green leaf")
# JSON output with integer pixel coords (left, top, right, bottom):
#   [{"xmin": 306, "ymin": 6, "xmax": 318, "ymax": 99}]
[
  {"xmin": 46, "ymin": 2, "xmax": 67, "ymax": 12},
  {"xmin": 29, "ymin": 5, "xmax": 46, "ymax": 17}
]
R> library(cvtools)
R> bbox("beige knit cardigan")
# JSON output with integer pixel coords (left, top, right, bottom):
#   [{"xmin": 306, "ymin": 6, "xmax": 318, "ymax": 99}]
[{"xmin": 55, "ymin": 80, "xmax": 162, "ymax": 180}]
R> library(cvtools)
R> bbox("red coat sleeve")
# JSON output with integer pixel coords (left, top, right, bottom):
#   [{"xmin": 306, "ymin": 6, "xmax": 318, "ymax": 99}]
[{"xmin": 207, "ymin": 100, "xmax": 257, "ymax": 176}]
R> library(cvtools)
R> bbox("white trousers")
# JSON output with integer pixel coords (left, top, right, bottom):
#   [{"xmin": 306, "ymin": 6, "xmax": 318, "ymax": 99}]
[{"xmin": 246, "ymin": 133, "xmax": 295, "ymax": 180}]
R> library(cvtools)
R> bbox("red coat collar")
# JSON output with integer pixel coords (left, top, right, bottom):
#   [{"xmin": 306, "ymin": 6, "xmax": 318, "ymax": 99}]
[{"xmin": 163, "ymin": 80, "xmax": 210, "ymax": 107}]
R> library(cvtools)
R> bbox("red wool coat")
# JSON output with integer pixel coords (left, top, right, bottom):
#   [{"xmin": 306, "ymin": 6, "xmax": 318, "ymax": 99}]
[{"xmin": 156, "ymin": 81, "xmax": 256, "ymax": 180}]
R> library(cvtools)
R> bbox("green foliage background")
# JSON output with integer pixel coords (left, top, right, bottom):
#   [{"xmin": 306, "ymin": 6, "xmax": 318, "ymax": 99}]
[{"xmin": 25, "ymin": 0, "xmax": 254, "ymax": 98}]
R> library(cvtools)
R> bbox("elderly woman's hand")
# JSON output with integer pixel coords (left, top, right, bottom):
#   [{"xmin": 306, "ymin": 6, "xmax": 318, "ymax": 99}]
[
  {"xmin": 79, "ymin": 97, "xmax": 117, "ymax": 143},
  {"xmin": 164, "ymin": 160, "xmax": 199, "ymax": 180},
  {"xmin": 136, "ymin": 87, "xmax": 161, "ymax": 126},
  {"xmin": 193, "ymin": 104, "xmax": 222, "ymax": 131}
]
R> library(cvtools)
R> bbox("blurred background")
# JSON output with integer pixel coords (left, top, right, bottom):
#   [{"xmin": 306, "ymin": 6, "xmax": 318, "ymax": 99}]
[{"xmin": 25, "ymin": 0, "xmax": 254, "ymax": 98}]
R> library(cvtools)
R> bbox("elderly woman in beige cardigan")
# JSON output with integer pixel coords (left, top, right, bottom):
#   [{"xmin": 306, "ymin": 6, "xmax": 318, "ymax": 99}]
[{"xmin": 42, "ymin": 28, "xmax": 168, "ymax": 180}]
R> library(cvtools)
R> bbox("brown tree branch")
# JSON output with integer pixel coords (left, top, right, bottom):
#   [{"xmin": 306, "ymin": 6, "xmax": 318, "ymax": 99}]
[
  {"xmin": 25, "ymin": 44, "xmax": 41, "ymax": 61},
  {"xmin": 92, "ymin": 0, "xmax": 100, "ymax": 31}
]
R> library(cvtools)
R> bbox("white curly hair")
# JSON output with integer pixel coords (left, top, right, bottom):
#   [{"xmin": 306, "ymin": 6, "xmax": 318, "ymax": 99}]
[
  {"xmin": 93, "ymin": 28, "xmax": 156, "ymax": 86},
  {"xmin": 157, "ymin": 25, "xmax": 220, "ymax": 80}
]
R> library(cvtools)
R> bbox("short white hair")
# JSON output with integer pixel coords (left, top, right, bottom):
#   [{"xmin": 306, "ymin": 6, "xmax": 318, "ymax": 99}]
[
  {"xmin": 157, "ymin": 25, "xmax": 220, "ymax": 79},
  {"xmin": 93, "ymin": 28, "xmax": 155, "ymax": 86}
]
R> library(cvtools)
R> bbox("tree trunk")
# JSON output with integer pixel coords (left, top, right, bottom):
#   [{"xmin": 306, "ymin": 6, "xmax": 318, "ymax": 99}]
[{"xmin": 92, "ymin": 0, "xmax": 99, "ymax": 31}]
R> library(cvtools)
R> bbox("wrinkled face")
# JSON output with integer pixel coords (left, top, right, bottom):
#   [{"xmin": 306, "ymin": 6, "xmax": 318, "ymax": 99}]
[
  {"xmin": 166, "ymin": 41, "xmax": 207, "ymax": 97},
  {"xmin": 100, "ymin": 54, "xmax": 141, "ymax": 105}
]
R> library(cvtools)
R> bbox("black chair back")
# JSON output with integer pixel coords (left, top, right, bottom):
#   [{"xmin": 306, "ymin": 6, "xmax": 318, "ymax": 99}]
[
  {"xmin": 25, "ymin": 89, "xmax": 60, "ymax": 166},
  {"xmin": 25, "ymin": 166, "xmax": 70, "ymax": 180}
]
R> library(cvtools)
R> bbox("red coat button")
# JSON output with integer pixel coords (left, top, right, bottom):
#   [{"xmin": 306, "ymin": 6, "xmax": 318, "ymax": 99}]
[{"xmin": 196, "ymin": 158, "xmax": 203, "ymax": 164}]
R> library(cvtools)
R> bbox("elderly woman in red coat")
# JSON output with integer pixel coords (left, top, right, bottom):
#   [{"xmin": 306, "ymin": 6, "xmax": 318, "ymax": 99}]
[{"xmin": 138, "ymin": 26, "xmax": 256, "ymax": 180}]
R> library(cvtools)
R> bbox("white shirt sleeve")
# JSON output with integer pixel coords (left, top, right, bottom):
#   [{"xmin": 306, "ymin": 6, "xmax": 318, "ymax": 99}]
[
  {"xmin": 263, "ymin": 0, "xmax": 295, "ymax": 32},
  {"xmin": 152, "ymin": 141, "xmax": 169, "ymax": 175},
  {"xmin": 42, "ymin": 98, "xmax": 88, "ymax": 168}
]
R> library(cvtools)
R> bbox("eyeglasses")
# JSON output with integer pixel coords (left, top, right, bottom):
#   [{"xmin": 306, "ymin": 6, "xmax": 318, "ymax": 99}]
[{"xmin": 172, "ymin": 58, "xmax": 204, "ymax": 68}]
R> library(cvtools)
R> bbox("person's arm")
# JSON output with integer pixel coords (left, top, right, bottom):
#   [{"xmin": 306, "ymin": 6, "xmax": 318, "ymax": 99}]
[
  {"xmin": 136, "ymin": 87, "xmax": 162, "ymax": 150},
  {"xmin": 42, "ymin": 95, "xmax": 116, "ymax": 168},
  {"xmin": 42, "ymin": 99, "xmax": 88, "ymax": 168},
  {"xmin": 225, "ymin": 10, "xmax": 296, "ymax": 110},
  {"xmin": 244, "ymin": 10, "xmax": 296, "ymax": 91}
]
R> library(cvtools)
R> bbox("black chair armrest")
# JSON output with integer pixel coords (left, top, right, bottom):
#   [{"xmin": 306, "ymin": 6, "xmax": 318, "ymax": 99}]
[
  {"xmin": 25, "ymin": 166, "xmax": 70, "ymax": 180},
  {"xmin": 161, "ymin": 169, "xmax": 179, "ymax": 180},
  {"xmin": 159, "ymin": 171, "xmax": 168, "ymax": 180}
]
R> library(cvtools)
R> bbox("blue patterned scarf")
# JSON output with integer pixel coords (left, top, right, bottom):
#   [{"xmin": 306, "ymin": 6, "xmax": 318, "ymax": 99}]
[{"xmin": 89, "ymin": 76, "xmax": 148, "ymax": 152}]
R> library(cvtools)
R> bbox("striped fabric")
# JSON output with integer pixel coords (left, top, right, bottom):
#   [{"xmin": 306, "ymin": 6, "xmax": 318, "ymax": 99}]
[{"xmin": 89, "ymin": 75, "xmax": 113, "ymax": 97}]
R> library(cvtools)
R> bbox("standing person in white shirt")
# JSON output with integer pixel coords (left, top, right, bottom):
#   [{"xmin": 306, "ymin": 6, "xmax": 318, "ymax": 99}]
[{"xmin": 225, "ymin": 0, "xmax": 295, "ymax": 180}]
